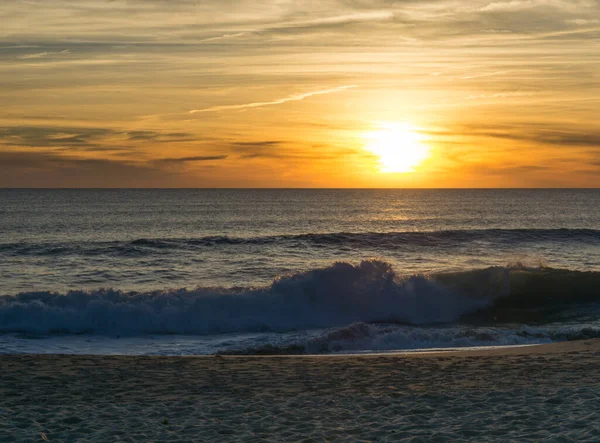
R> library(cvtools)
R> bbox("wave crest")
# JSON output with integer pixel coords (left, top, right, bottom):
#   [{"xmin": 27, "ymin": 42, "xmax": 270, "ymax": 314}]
[
  {"xmin": 1, "ymin": 260, "xmax": 599, "ymax": 336},
  {"xmin": 0, "ymin": 260, "xmax": 489, "ymax": 335}
]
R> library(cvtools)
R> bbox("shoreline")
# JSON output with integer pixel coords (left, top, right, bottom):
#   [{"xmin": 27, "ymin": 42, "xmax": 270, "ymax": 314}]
[{"xmin": 1, "ymin": 337, "xmax": 592, "ymax": 359}]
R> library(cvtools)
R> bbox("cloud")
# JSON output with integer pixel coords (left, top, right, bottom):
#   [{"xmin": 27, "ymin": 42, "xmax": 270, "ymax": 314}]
[
  {"xmin": 230, "ymin": 141, "xmax": 284, "ymax": 159},
  {"xmin": 467, "ymin": 125, "xmax": 600, "ymax": 148},
  {"xmin": 566, "ymin": 18, "xmax": 600, "ymax": 26},
  {"xmin": 0, "ymin": 150, "xmax": 182, "ymax": 187},
  {"xmin": 189, "ymin": 86, "xmax": 357, "ymax": 114},
  {"xmin": 1, "ymin": 0, "xmax": 599, "ymax": 187},
  {"xmin": 0, "ymin": 126, "xmax": 195, "ymax": 150},
  {"xmin": 479, "ymin": 1, "xmax": 540, "ymax": 12},
  {"xmin": 225, "ymin": 139, "xmax": 358, "ymax": 161},
  {"xmin": 17, "ymin": 49, "xmax": 70, "ymax": 60},
  {"xmin": 463, "ymin": 164, "xmax": 552, "ymax": 176},
  {"xmin": 18, "ymin": 52, "xmax": 50, "ymax": 60},
  {"xmin": 154, "ymin": 155, "xmax": 228, "ymax": 164},
  {"xmin": 0, "ymin": 126, "xmax": 113, "ymax": 148},
  {"xmin": 125, "ymin": 131, "xmax": 195, "ymax": 142},
  {"xmin": 428, "ymin": 123, "xmax": 600, "ymax": 156},
  {"xmin": 464, "ymin": 91, "xmax": 537, "ymax": 100},
  {"xmin": 197, "ymin": 32, "xmax": 249, "ymax": 43},
  {"xmin": 260, "ymin": 11, "xmax": 395, "ymax": 34},
  {"xmin": 192, "ymin": 13, "xmax": 393, "ymax": 45},
  {"xmin": 3, "ymin": 0, "xmax": 599, "ymax": 46}
]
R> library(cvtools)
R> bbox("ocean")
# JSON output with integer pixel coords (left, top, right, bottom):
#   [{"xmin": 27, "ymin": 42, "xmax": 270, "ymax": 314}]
[{"xmin": 1, "ymin": 188, "xmax": 599, "ymax": 355}]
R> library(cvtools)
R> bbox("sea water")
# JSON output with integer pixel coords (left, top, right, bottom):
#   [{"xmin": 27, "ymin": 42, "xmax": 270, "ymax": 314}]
[{"xmin": 1, "ymin": 189, "xmax": 599, "ymax": 354}]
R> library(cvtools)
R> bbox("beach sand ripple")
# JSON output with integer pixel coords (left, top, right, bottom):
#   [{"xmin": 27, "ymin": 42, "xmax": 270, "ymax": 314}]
[{"xmin": 1, "ymin": 340, "xmax": 600, "ymax": 442}]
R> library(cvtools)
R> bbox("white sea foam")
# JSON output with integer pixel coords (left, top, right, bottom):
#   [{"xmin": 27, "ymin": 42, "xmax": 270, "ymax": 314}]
[
  {"xmin": 298, "ymin": 322, "xmax": 600, "ymax": 354},
  {"xmin": 2, "ymin": 321, "xmax": 599, "ymax": 356}
]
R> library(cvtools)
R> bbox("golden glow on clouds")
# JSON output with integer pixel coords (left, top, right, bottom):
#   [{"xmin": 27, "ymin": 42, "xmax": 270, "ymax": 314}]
[
  {"xmin": 0, "ymin": 0, "xmax": 599, "ymax": 187},
  {"xmin": 364, "ymin": 123, "xmax": 430, "ymax": 173}
]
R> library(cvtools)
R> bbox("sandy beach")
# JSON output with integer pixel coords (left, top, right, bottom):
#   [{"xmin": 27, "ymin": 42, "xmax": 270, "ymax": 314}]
[{"xmin": 0, "ymin": 340, "xmax": 598, "ymax": 442}]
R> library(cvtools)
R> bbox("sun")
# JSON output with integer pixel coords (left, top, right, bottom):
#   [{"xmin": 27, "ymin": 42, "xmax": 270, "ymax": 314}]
[{"xmin": 364, "ymin": 122, "xmax": 430, "ymax": 173}]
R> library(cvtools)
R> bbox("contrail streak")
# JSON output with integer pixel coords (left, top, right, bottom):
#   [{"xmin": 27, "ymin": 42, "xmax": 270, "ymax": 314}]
[{"xmin": 189, "ymin": 85, "xmax": 357, "ymax": 114}]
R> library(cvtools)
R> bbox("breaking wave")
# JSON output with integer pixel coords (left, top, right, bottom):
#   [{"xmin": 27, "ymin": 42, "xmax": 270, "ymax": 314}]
[
  {"xmin": 220, "ymin": 322, "xmax": 600, "ymax": 355},
  {"xmin": 1, "ymin": 260, "xmax": 600, "ymax": 337}
]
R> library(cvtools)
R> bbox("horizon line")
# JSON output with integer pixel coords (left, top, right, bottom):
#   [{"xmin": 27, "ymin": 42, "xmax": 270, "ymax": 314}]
[{"xmin": 1, "ymin": 187, "xmax": 599, "ymax": 191}]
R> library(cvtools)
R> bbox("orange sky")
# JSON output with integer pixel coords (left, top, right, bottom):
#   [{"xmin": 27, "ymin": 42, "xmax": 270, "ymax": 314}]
[{"xmin": 1, "ymin": 0, "xmax": 599, "ymax": 187}]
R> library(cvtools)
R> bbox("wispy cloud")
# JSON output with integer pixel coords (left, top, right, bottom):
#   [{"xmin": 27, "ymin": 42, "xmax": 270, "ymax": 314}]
[
  {"xmin": 194, "ymin": 12, "xmax": 392, "ymax": 43},
  {"xmin": 479, "ymin": 0, "xmax": 539, "ymax": 12},
  {"xmin": 463, "ymin": 123, "xmax": 600, "ymax": 148},
  {"xmin": 0, "ymin": 150, "xmax": 181, "ymax": 187},
  {"xmin": 154, "ymin": 155, "xmax": 228, "ymax": 164},
  {"xmin": 189, "ymin": 85, "xmax": 357, "ymax": 114},
  {"xmin": 269, "ymin": 11, "xmax": 394, "ymax": 30},
  {"xmin": 0, "ymin": 126, "xmax": 196, "ymax": 153},
  {"xmin": 197, "ymin": 32, "xmax": 249, "ymax": 43},
  {"xmin": 18, "ymin": 49, "xmax": 70, "ymax": 60},
  {"xmin": 1, "ymin": 0, "xmax": 599, "ymax": 187},
  {"xmin": 18, "ymin": 52, "xmax": 50, "ymax": 60},
  {"xmin": 465, "ymin": 91, "xmax": 537, "ymax": 100}
]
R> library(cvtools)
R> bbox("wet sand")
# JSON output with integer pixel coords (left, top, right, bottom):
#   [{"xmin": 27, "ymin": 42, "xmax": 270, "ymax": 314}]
[{"xmin": 1, "ymin": 340, "xmax": 599, "ymax": 442}]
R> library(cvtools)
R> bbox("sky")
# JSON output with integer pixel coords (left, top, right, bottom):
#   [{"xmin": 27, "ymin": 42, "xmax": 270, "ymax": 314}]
[{"xmin": 1, "ymin": 0, "xmax": 599, "ymax": 187}]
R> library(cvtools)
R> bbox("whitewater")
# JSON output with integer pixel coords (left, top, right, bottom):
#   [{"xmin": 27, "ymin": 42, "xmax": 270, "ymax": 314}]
[{"xmin": 1, "ymin": 189, "xmax": 599, "ymax": 355}]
